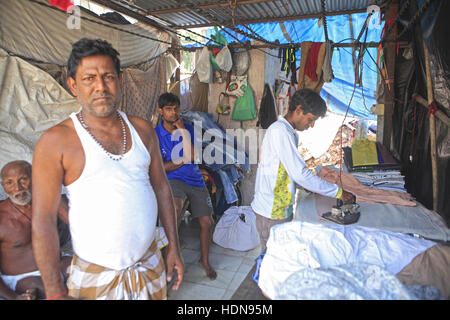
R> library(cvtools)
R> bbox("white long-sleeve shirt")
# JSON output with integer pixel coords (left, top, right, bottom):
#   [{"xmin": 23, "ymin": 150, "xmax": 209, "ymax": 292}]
[{"xmin": 251, "ymin": 117, "xmax": 341, "ymax": 220}]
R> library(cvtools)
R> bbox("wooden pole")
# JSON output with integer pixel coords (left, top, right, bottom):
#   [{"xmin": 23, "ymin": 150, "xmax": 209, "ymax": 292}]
[
  {"xmin": 382, "ymin": 0, "xmax": 398, "ymax": 150},
  {"xmin": 412, "ymin": 93, "xmax": 450, "ymax": 127},
  {"xmin": 423, "ymin": 40, "xmax": 438, "ymax": 212}
]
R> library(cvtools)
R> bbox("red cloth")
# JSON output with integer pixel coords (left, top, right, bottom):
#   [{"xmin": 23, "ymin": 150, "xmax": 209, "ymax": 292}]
[
  {"xmin": 427, "ymin": 101, "xmax": 439, "ymax": 118},
  {"xmin": 304, "ymin": 42, "xmax": 322, "ymax": 82},
  {"xmin": 49, "ymin": 0, "xmax": 73, "ymax": 11}
]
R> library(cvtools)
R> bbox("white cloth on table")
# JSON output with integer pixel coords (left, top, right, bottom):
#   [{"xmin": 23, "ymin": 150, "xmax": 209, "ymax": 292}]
[{"xmin": 258, "ymin": 221, "xmax": 436, "ymax": 299}]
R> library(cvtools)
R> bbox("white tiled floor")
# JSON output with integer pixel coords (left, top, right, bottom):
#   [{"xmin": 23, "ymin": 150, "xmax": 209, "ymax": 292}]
[{"xmin": 167, "ymin": 218, "xmax": 261, "ymax": 300}]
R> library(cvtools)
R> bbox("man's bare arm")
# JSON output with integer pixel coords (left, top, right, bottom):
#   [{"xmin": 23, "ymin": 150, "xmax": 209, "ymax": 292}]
[
  {"xmin": 31, "ymin": 128, "xmax": 71, "ymax": 299},
  {"xmin": 164, "ymin": 160, "xmax": 185, "ymax": 172},
  {"xmin": 146, "ymin": 125, "xmax": 184, "ymax": 290}
]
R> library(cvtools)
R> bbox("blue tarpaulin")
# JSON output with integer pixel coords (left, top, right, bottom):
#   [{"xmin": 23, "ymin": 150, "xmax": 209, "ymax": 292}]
[{"xmin": 199, "ymin": 12, "xmax": 384, "ymax": 119}]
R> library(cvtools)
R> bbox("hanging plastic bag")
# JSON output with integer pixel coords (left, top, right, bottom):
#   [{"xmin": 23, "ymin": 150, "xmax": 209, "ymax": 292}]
[
  {"xmin": 196, "ymin": 47, "xmax": 212, "ymax": 83},
  {"xmin": 212, "ymin": 206, "xmax": 260, "ymax": 251},
  {"xmin": 215, "ymin": 46, "xmax": 233, "ymax": 72},
  {"xmin": 165, "ymin": 53, "xmax": 180, "ymax": 80},
  {"xmin": 232, "ymin": 84, "xmax": 257, "ymax": 121},
  {"xmin": 226, "ymin": 74, "xmax": 247, "ymax": 97}
]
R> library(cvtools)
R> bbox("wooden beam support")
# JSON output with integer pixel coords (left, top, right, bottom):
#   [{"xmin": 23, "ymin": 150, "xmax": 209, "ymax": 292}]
[
  {"xmin": 423, "ymin": 41, "xmax": 438, "ymax": 212},
  {"xmin": 413, "ymin": 93, "xmax": 450, "ymax": 127},
  {"xmin": 174, "ymin": 8, "xmax": 368, "ymax": 29},
  {"xmin": 146, "ymin": 0, "xmax": 281, "ymax": 15},
  {"xmin": 381, "ymin": 0, "xmax": 398, "ymax": 150}
]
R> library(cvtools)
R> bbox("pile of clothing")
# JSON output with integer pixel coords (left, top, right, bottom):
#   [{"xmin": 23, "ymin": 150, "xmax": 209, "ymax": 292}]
[
  {"xmin": 256, "ymin": 221, "xmax": 446, "ymax": 300},
  {"xmin": 351, "ymin": 170, "xmax": 406, "ymax": 193},
  {"xmin": 344, "ymin": 139, "xmax": 402, "ymax": 171},
  {"xmin": 342, "ymin": 138, "xmax": 406, "ymax": 192}
]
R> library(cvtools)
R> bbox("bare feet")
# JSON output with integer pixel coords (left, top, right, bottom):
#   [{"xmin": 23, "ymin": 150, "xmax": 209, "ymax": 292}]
[{"xmin": 198, "ymin": 260, "xmax": 217, "ymax": 280}]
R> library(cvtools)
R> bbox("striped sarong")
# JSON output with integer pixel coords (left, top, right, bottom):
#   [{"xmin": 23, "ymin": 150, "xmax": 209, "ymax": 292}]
[{"xmin": 67, "ymin": 240, "xmax": 167, "ymax": 300}]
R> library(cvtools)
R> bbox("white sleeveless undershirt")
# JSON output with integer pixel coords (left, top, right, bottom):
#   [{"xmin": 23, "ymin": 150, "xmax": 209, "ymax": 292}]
[{"xmin": 66, "ymin": 111, "xmax": 157, "ymax": 270}]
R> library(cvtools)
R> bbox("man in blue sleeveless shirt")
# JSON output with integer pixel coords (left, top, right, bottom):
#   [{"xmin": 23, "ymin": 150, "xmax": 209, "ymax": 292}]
[{"xmin": 155, "ymin": 93, "xmax": 217, "ymax": 280}]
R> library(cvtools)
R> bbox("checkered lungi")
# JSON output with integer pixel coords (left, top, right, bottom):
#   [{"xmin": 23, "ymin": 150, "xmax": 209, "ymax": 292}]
[{"xmin": 67, "ymin": 240, "xmax": 167, "ymax": 300}]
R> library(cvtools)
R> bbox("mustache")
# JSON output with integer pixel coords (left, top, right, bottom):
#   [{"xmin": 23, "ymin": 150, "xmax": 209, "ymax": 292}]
[
  {"xmin": 10, "ymin": 190, "xmax": 32, "ymax": 206},
  {"xmin": 165, "ymin": 116, "xmax": 180, "ymax": 124},
  {"xmin": 92, "ymin": 94, "xmax": 113, "ymax": 100}
]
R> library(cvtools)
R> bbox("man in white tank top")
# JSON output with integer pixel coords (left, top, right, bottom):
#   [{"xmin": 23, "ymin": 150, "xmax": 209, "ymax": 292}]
[{"xmin": 31, "ymin": 38, "xmax": 184, "ymax": 300}]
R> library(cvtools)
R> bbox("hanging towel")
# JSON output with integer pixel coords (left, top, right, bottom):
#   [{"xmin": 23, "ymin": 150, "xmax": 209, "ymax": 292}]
[
  {"xmin": 297, "ymin": 42, "xmax": 327, "ymax": 92},
  {"xmin": 322, "ymin": 40, "xmax": 334, "ymax": 82},
  {"xmin": 305, "ymin": 42, "xmax": 322, "ymax": 82}
]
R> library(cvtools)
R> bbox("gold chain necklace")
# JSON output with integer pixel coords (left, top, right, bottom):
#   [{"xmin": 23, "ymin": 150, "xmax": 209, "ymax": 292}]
[{"xmin": 78, "ymin": 111, "xmax": 127, "ymax": 161}]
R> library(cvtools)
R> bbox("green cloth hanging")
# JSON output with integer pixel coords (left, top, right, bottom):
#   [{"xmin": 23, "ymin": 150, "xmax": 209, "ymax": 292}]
[
  {"xmin": 214, "ymin": 26, "xmax": 228, "ymax": 46},
  {"xmin": 232, "ymin": 85, "xmax": 257, "ymax": 122},
  {"xmin": 210, "ymin": 52, "xmax": 221, "ymax": 71}
]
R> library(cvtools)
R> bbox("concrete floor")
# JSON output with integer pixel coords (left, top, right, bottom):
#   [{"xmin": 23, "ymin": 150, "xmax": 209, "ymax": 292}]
[{"xmin": 167, "ymin": 218, "xmax": 261, "ymax": 300}]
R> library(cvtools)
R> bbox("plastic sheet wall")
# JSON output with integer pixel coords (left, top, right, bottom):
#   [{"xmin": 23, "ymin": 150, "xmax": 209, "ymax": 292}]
[{"xmin": 392, "ymin": 0, "xmax": 450, "ymax": 223}]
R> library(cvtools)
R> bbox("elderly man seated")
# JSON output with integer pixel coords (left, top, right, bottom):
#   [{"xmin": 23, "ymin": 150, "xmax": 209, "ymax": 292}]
[{"xmin": 0, "ymin": 160, "xmax": 71, "ymax": 300}]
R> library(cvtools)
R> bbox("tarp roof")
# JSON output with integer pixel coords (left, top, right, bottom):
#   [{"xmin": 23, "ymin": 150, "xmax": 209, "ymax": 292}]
[
  {"xmin": 100, "ymin": 0, "xmax": 387, "ymax": 29},
  {"xmin": 0, "ymin": 0, "xmax": 172, "ymax": 67},
  {"xmin": 84, "ymin": 0, "xmax": 385, "ymax": 119},
  {"xmin": 201, "ymin": 12, "xmax": 384, "ymax": 119}
]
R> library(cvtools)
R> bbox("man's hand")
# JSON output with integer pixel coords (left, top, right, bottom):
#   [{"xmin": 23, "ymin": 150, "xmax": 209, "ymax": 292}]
[
  {"xmin": 340, "ymin": 189, "xmax": 355, "ymax": 205},
  {"xmin": 164, "ymin": 245, "xmax": 184, "ymax": 291},
  {"xmin": 173, "ymin": 118, "xmax": 185, "ymax": 130}
]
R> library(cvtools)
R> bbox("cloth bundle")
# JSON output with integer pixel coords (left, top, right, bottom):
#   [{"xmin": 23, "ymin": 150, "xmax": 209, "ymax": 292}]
[
  {"xmin": 213, "ymin": 206, "xmax": 260, "ymax": 251},
  {"xmin": 297, "ymin": 41, "xmax": 334, "ymax": 92}
]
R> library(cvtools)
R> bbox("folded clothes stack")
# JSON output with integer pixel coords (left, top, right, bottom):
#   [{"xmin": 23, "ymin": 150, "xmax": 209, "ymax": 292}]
[
  {"xmin": 343, "ymin": 139, "xmax": 406, "ymax": 192},
  {"xmin": 344, "ymin": 140, "xmax": 402, "ymax": 172},
  {"xmin": 351, "ymin": 171, "xmax": 407, "ymax": 193}
]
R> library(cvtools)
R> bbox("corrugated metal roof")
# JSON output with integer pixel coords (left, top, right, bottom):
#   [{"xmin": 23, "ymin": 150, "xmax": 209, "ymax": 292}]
[{"xmin": 123, "ymin": 0, "xmax": 386, "ymax": 28}]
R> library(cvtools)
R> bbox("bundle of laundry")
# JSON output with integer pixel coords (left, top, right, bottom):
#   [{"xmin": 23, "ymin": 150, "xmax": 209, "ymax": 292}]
[{"xmin": 297, "ymin": 41, "xmax": 334, "ymax": 92}]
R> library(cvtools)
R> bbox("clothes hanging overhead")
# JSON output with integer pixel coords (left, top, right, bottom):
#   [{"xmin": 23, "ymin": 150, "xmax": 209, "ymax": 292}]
[
  {"xmin": 278, "ymin": 46, "xmax": 297, "ymax": 85},
  {"xmin": 297, "ymin": 42, "xmax": 327, "ymax": 92},
  {"xmin": 257, "ymin": 84, "xmax": 278, "ymax": 129}
]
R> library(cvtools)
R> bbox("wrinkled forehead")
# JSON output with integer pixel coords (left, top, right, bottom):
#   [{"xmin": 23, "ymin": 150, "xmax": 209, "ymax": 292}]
[
  {"xmin": 1, "ymin": 163, "xmax": 31, "ymax": 180},
  {"xmin": 75, "ymin": 54, "xmax": 119, "ymax": 77}
]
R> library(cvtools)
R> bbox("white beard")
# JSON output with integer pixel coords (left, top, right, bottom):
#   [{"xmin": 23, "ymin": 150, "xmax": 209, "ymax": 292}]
[{"xmin": 10, "ymin": 190, "xmax": 32, "ymax": 206}]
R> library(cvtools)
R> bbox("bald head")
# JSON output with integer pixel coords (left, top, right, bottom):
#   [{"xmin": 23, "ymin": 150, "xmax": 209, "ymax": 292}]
[
  {"xmin": 1, "ymin": 160, "xmax": 31, "ymax": 179},
  {"xmin": 1, "ymin": 160, "xmax": 32, "ymax": 205}
]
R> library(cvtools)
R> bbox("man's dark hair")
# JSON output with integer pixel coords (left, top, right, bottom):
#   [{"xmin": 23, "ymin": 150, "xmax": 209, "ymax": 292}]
[
  {"xmin": 67, "ymin": 38, "xmax": 121, "ymax": 79},
  {"xmin": 289, "ymin": 89, "xmax": 327, "ymax": 117},
  {"xmin": 158, "ymin": 92, "xmax": 180, "ymax": 108}
]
